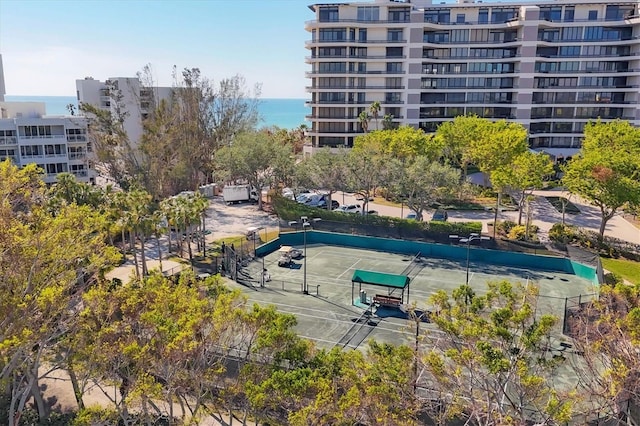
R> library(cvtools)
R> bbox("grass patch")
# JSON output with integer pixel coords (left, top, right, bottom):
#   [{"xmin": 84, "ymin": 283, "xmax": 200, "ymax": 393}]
[
  {"xmin": 545, "ymin": 197, "xmax": 580, "ymax": 215},
  {"xmin": 601, "ymin": 257, "xmax": 640, "ymax": 285}
]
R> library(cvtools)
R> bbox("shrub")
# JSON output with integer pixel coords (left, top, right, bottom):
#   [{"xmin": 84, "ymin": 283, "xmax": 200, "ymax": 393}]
[
  {"xmin": 507, "ymin": 225, "xmax": 539, "ymax": 241},
  {"xmin": 549, "ymin": 223, "xmax": 576, "ymax": 243},
  {"xmin": 497, "ymin": 220, "xmax": 517, "ymax": 235}
]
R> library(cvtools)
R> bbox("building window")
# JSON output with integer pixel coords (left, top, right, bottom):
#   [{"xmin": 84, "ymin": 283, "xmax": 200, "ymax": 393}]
[
  {"xmin": 319, "ymin": 29, "xmax": 346, "ymax": 41},
  {"xmin": 456, "ymin": 14, "xmax": 466, "ymax": 24},
  {"xmin": 386, "ymin": 62, "xmax": 403, "ymax": 73},
  {"xmin": 424, "ymin": 9, "xmax": 450, "ymax": 24},
  {"xmin": 564, "ymin": 6, "xmax": 575, "ymax": 22},
  {"xmin": 386, "ymin": 77, "xmax": 403, "ymax": 88},
  {"xmin": 491, "ymin": 8, "xmax": 517, "ymax": 23},
  {"xmin": 357, "ymin": 6, "xmax": 379, "ymax": 21},
  {"xmin": 478, "ymin": 8, "xmax": 489, "ymax": 23},
  {"xmin": 540, "ymin": 6, "xmax": 562, "ymax": 21},
  {"xmin": 319, "ymin": 6, "xmax": 339, "ymax": 22},
  {"xmin": 359, "ymin": 29, "xmax": 367, "ymax": 42},
  {"xmin": 588, "ymin": 10, "xmax": 598, "ymax": 21},
  {"xmin": 387, "ymin": 29, "xmax": 403, "ymax": 42},
  {"xmin": 388, "ymin": 8, "xmax": 410, "ymax": 22},
  {"xmin": 385, "ymin": 92, "xmax": 402, "ymax": 103},
  {"xmin": 386, "ymin": 47, "xmax": 403, "ymax": 57}
]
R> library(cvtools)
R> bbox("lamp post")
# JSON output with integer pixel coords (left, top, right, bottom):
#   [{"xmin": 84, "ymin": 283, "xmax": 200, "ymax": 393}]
[
  {"xmin": 303, "ymin": 221, "xmax": 310, "ymax": 294},
  {"xmin": 290, "ymin": 217, "xmax": 320, "ymax": 295},
  {"xmin": 449, "ymin": 233, "xmax": 490, "ymax": 284}
]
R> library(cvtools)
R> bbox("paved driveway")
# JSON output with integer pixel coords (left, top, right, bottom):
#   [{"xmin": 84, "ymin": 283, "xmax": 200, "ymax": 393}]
[{"xmin": 331, "ymin": 190, "xmax": 639, "ymax": 245}]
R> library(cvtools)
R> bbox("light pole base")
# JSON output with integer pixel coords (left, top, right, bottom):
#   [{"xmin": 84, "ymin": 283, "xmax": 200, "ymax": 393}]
[{"xmin": 303, "ymin": 290, "xmax": 309, "ymax": 295}]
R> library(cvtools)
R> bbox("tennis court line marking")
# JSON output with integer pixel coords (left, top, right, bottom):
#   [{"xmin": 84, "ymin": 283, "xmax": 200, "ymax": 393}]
[{"xmin": 336, "ymin": 258, "xmax": 361, "ymax": 279}]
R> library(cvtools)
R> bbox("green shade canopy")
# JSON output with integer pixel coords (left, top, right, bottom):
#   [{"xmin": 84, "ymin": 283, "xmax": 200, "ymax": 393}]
[{"xmin": 351, "ymin": 269, "xmax": 410, "ymax": 289}]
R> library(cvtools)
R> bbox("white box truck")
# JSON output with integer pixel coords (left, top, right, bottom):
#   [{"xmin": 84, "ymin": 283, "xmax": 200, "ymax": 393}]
[{"xmin": 223, "ymin": 185, "xmax": 259, "ymax": 204}]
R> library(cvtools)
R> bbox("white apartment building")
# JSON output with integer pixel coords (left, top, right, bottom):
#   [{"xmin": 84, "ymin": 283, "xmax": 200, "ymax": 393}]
[
  {"xmin": 0, "ymin": 55, "xmax": 94, "ymax": 184},
  {"xmin": 305, "ymin": 0, "xmax": 640, "ymax": 159},
  {"xmin": 76, "ymin": 77, "xmax": 173, "ymax": 152}
]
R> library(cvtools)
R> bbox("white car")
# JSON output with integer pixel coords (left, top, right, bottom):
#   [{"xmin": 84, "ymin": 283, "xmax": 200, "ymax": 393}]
[{"xmin": 334, "ymin": 204, "xmax": 361, "ymax": 214}]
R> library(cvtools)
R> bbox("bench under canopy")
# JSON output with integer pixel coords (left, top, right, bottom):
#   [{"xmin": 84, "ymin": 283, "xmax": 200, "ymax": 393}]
[{"xmin": 351, "ymin": 269, "xmax": 411, "ymax": 306}]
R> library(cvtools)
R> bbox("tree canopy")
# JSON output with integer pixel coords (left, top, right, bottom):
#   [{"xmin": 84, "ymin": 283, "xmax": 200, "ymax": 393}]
[{"xmin": 563, "ymin": 120, "xmax": 640, "ymax": 237}]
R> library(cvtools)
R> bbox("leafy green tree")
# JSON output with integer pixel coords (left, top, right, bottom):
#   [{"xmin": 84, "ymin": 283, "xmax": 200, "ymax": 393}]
[
  {"xmin": 343, "ymin": 147, "xmax": 387, "ymax": 213},
  {"xmin": 436, "ymin": 115, "xmax": 491, "ymax": 180},
  {"xmin": 568, "ymin": 283, "xmax": 640, "ymax": 422},
  {"xmin": 562, "ymin": 120, "xmax": 640, "ymax": 237},
  {"xmin": 354, "ymin": 126, "xmax": 442, "ymax": 162},
  {"xmin": 401, "ymin": 158, "xmax": 460, "ymax": 221},
  {"xmin": 0, "ymin": 160, "xmax": 118, "ymax": 426},
  {"xmin": 80, "ymin": 81, "xmax": 139, "ymax": 189},
  {"xmin": 422, "ymin": 281, "xmax": 573, "ymax": 425},
  {"xmin": 215, "ymin": 130, "xmax": 294, "ymax": 210},
  {"xmin": 300, "ymin": 147, "xmax": 348, "ymax": 209},
  {"xmin": 70, "ymin": 271, "xmax": 237, "ymax": 424},
  {"xmin": 493, "ymin": 151, "xmax": 555, "ymax": 225}
]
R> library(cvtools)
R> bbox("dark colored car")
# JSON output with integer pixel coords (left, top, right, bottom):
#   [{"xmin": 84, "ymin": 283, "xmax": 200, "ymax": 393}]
[{"xmin": 432, "ymin": 209, "xmax": 448, "ymax": 221}]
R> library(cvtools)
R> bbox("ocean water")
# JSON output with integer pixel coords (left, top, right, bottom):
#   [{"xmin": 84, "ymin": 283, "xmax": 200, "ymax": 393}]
[{"xmin": 4, "ymin": 95, "xmax": 310, "ymax": 130}]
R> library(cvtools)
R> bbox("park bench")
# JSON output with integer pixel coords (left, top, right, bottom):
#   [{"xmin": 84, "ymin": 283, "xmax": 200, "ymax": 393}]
[{"xmin": 373, "ymin": 294, "xmax": 402, "ymax": 308}]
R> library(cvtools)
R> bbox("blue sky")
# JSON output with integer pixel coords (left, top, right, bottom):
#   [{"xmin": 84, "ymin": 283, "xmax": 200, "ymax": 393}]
[{"xmin": 0, "ymin": 0, "xmax": 312, "ymax": 98}]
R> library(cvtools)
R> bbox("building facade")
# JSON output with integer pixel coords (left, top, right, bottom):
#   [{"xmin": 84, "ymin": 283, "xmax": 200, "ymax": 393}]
[
  {"xmin": 305, "ymin": 0, "xmax": 640, "ymax": 159},
  {"xmin": 0, "ymin": 55, "xmax": 94, "ymax": 184},
  {"xmin": 76, "ymin": 77, "xmax": 173, "ymax": 152}
]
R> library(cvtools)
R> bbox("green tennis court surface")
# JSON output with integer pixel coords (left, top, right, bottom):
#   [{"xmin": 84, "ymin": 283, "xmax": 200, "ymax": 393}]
[{"xmin": 227, "ymin": 244, "xmax": 597, "ymax": 351}]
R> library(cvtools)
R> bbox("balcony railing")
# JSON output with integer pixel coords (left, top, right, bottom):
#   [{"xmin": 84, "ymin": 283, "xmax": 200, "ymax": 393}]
[
  {"xmin": 422, "ymin": 39, "xmax": 519, "ymax": 45},
  {"xmin": 424, "ymin": 54, "xmax": 520, "ymax": 60},
  {"xmin": 66, "ymin": 135, "xmax": 87, "ymax": 142},
  {"xmin": 68, "ymin": 153, "xmax": 86, "ymax": 160},
  {"xmin": 308, "ymin": 55, "xmax": 408, "ymax": 61},
  {"xmin": 307, "ymin": 39, "xmax": 407, "ymax": 45},
  {"xmin": 422, "ymin": 70, "xmax": 516, "ymax": 75},
  {"xmin": 539, "ymin": 15, "xmax": 639, "ymax": 24},
  {"xmin": 536, "ymin": 68, "xmax": 639, "ymax": 74},
  {"xmin": 306, "ymin": 70, "xmax": 406, "ymax": 76},
  {"xmin": 0, "ymin": 136, "xmax": 17, "ymax": 145},
  {"xmin": 306, "ymin": 18, "xmax": 411, "ymax": 25},
  {"xmin": 19, "ymin": 134, "xmax": 65, "ymax": 140},
  {"xmin": 307, "ymin": 85, "xmax": 406, "ymax": 90}
]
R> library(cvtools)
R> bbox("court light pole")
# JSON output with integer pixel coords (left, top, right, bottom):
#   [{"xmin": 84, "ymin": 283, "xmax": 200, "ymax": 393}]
[
  {"xmin": 449, "ymin": 233, "xmax": 490, "ymax": 284},
  {"xmin": 303, "ymin": 221, "xmax": 310, "ymax": 294}
]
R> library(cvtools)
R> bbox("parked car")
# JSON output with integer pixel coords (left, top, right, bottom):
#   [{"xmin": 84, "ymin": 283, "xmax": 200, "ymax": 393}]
[
  {"xmin": 296, "ymin": 193, "xmax": 313, "ymax": 203},
  {"xmin": 317, "ymin": 198, "xmax": 339, "ymax": 209},
  {"xmin": 431, "ymin": 209, "xmax": 449, "ymax": 221},
  {"xmin": 334, "ymin": 204, "xmax": 361, "ymax": 214},
  {"xmin": 359, "ymin": 210, "xmax": 378, "ymax": 216},
  {"xmin": 405, "ymin": 212, "xmax": 422, "ymax": 221},
  {"xmin": 355, "ymin": 195, "xmax": 375, "ymax": 202}
]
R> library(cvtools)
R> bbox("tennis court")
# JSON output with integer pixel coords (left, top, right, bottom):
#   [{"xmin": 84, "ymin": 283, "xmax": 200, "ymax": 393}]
[{"xmin": 228, "ymin": 243, "xmax": 597, "ymax": 351}]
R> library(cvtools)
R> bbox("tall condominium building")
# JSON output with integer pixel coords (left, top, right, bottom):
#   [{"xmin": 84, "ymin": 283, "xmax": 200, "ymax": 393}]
[
  {"xmin": 76, "ymin": 77, "xmax": 173, "ymax": 152},
  {"xmin": 0, "ymin": 55, "xmax": 94, "ymax": 184},
  {"xmin": 305, "ymin": 0, "xmax": 640, "ymax": 159}
]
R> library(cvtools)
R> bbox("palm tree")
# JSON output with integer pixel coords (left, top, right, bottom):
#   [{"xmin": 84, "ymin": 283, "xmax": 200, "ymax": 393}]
[
  {"xmin": 369, "ymin": 101, "xmax": 381, "ymax": 131},
  {"xmin": 358, "ymin": 110, "xmax": 370, "ymax": 133}
]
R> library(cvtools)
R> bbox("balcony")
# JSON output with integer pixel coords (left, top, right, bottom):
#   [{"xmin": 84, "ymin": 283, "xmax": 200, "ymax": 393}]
[
  {"xmin": 67, "ymin": 135, "xmax": 87, "ymax": 142},
  {"xmin": 0, "ymin": 136, "xmax": 17, "ymax": 145},
  {"xmin": 306, "ymin": 39, "xmax": 407, "ymax": 46},
  {"xmin": 68, "ymin": 153, "xmax": 86, "ymax": 160},
  {"xmin": 19, "ymin": 134, "xmax": 65, "ymax": 140},
  {"xmin": 424, "ymin": 54, "xmax": 520, "ymax": 60}
]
